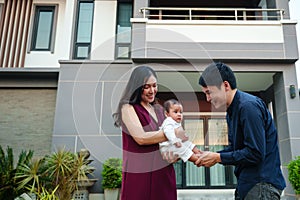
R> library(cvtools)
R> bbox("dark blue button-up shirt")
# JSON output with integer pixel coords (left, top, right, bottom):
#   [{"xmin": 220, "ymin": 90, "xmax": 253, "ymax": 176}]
[{"xmin": 219, "ymin": 90, "xmax": 286, "ymax": 199}]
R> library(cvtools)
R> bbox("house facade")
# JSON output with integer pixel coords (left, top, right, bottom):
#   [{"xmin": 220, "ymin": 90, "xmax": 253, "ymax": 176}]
[{"xmin": 0, "ymin": 0, "xmax": 300, "ymax": 199}]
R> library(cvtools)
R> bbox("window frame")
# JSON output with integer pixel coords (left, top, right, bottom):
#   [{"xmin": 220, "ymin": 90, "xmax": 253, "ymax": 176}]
[
  {"xmin": 73, "ymin": 0, "xmax": 94, "ymax": 60},
  {"xmin": 30, "ymin": 5, "xmax": 58, "ymax": 52},
  {"xmin": 115, "ymin": 2, "xmax": 133, "ymax": 60}
]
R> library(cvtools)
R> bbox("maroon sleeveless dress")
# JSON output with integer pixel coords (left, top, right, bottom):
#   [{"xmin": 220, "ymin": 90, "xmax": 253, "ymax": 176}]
[{"xmin": 120, "ymin": 103, "xmax": 177, "ymax": 200}]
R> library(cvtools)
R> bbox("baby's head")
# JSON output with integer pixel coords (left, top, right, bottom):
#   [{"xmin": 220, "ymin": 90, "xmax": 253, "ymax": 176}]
[{"xmin": 163, "ymin": 99, "xmax": 183, "ymax": 123}]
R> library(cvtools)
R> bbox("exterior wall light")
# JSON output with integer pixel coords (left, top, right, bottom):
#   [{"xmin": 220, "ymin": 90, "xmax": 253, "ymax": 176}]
[{"xmin": 289, "ymin": 85, "xmax": 296, "ymax": 99}]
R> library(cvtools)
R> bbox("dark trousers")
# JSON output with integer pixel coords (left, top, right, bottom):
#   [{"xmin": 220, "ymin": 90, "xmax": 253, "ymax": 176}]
[{"xmin": 235, "ymin": 183, "xmax": 282, "ymax": 200}]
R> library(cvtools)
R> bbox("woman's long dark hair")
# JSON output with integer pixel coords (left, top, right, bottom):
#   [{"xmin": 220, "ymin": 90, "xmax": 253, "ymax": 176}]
[{"xmin": 113, "ymin": 66, "xmax": 157, "ymax": 127}]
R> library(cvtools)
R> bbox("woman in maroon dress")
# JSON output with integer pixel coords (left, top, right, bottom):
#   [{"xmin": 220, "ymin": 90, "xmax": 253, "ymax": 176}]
[{"xmin": 113, "ymin": 66, "xmax": 180, "ymax": 200}]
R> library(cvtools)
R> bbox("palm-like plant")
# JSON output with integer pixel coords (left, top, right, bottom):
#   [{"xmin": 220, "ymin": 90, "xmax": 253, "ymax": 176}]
[
  {"xmin": 45, "ymin": 148, "xmax": 95, "ymax": 199},
  {"xmin": 2, "ymin": 146, "xmax": 95, "ymax": 200},
  {"xmin": 38, "ymin": 186, "xmax": 59, "ymax": 200},
  {"xmin": 0, "ymin": 145, "xmax": 33, "ymax": 200},
  {"xmin": 15, "ymin": 158, "xmax": 48, "ymax": 195},
  {"xmin": 45, "ymin": 148, "xmax": 76, "ymax": 200},
  {"xmin": 74, "ymin": 152, "xmax": 95, "ymax": 181}
]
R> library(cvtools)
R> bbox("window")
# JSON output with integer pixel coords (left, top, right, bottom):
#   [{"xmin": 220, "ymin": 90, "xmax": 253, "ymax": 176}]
[
  {"xmin": 174, "ymin": 116, "xmax": 237, "ymax": 189},
  {"xmin": 31, "ymin": 6, "xmax": 56, "ymax": 51},
  {"xmin": 115, "ymin": 2, "xmax": 132, "ymax": 59},
  {"xmin": 73, "ymin": 0, "xmax": 94, "ymax": 59}
]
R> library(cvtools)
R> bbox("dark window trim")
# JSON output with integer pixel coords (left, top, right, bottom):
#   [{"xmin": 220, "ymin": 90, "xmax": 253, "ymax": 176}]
[
  {"xmin": 115, "ymin": 43, "xmax": 131, "ymax": 60},
  {"xmin": 115, "ymin": 2, "xmax": 132, "ymax": 60},
  {"xmin": 30, "ymin": 5, "xmax": 58, "ymax": 52},
  {"xmin": 74, "ymin": 43, "xmax": 91, "ymax": 60},
  {"xmin": 73, "ymin": 0, "xmax": 94, "ymax": 60}
]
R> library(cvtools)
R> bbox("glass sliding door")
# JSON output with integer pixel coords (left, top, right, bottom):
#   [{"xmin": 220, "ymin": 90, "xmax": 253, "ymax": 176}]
[{"xmin": 174, "ymin": 115, "xmax": 236, "ymax": 189}]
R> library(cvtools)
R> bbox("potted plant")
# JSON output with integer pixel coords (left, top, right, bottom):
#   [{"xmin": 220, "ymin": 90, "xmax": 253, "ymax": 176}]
[
  {"xmin": 287, "ymin": 156, "xmax": 300, "ymax": 199},
  {"xmin": 101, "ymin": 158, "xmax": 122, "ymax": 200}
]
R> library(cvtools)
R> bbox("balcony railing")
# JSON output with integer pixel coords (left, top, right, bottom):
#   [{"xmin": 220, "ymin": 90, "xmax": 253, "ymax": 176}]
[{"xmin": 139, "ymin": 7, "xmax": 284, "ymax": 21}]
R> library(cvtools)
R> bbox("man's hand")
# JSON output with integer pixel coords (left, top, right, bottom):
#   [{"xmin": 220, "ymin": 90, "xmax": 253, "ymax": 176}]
[
  {"xmin": 194, "ymin": 151, "xmax": 221, "ymax": 167},
  {"xmin": 161, "ymin": 151, "xmax": 179, "ymax": 164},
  {"xmin": 175, "ymin": 126, "xmax": 188, "ymax": 142}
]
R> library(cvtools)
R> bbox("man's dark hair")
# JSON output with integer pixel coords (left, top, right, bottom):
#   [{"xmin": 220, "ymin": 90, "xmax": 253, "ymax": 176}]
[{"xmin": 199, "ymin": 62, "xmax": 237, "ymax": 89}]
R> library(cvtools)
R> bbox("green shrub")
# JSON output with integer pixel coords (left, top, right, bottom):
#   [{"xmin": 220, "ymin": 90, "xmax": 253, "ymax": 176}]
[
  {"xmin": 287, "ymin": 156, "xmax": 300, "ymax": 195},
  {"xmin": 101, "ymin": 158, "xmax": 122, "ymax": 189}
]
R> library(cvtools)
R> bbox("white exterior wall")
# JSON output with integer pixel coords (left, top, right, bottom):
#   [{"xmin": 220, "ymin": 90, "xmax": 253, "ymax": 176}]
[
  {"xmin": 91, "ymin": 0, "xmax": 117, "ymax": 60},
  {"xmin": 146, "ymin": 21, "xmax": 284, "ymax": 43},
  {"xmin": 25, "ymin": 0, "xmax": 75, "ymax": 68}
]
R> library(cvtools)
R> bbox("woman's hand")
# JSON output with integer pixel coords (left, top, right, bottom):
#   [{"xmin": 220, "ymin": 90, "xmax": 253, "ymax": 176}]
[
  {"xmin": 161, "ymin": 151, "xmax": 179, "ymax": 164},
  {"xmin": 175, "ymin": 126, "xmax": 189, "ymax": 142}
]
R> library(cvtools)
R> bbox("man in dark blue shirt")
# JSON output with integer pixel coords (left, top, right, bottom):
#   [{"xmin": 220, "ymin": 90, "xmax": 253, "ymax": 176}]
[{"xmin": 197, "ymin": 62, "xmax": 286, "ymax": 200}]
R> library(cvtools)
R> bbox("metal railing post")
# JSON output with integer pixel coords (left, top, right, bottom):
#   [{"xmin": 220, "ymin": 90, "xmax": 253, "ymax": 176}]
[{"xmin": 235, "ymin": 10, "xmax": 238, "ymax": 21}]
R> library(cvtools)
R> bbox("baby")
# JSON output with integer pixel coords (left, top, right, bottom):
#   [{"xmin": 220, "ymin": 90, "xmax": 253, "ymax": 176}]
[{"xmin": 159, "ymin": 99, "xmax": 201, "ymax": 163}]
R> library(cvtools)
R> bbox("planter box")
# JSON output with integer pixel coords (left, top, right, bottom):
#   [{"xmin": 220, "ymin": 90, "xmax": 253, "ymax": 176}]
[{"xmin": 104, "ymin": 188, "xmax": 120, "ymax": 200}]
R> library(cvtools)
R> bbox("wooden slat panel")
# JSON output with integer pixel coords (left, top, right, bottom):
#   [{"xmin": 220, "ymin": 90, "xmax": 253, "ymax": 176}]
[
  {"xmin": 2, "ymin": 0, "xmax": 17, "ymax": 68},
  {"xmin": 19, "ymin": 0, "xmax": 32, "ymax": 68},
  {"xmin": 9, "ymin": 0, "xmax": 22, "ymax": 68},
  {"xmin": 0, "ymin": 0, "xmax": 11, "ymax": 68},
  {"xmin": 0, "ymin": 0, "xmax": 32, "ymax": 68},
  {"xmin": 15, "ymin": 0, "xmax": 27, "ymax": 68}
]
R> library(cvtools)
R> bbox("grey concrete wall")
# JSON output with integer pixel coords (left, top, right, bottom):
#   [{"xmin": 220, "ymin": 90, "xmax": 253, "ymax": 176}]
[
  {"xmin": 273, "ymin": 66, "xmax": 300, "ymax": 199},
  {"xmin": 53, "ymin": 60, "xmax": 133, "ymax": 193}
]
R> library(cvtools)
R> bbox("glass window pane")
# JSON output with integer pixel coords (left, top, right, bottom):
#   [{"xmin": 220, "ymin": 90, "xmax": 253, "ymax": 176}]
[
  {"xmin": 210, "ymin": 164, "xmax": 226, "ymax": 186},
  {"xmin": 76, "ymin": 46, "xmax": 89, "ymax": 58},
  {"xmin": 117, "ymin": 27, "xmax": 131, "ymax": 43},
  {"xmin": 208, "ymin": 119, "xmax": 228, "ymax": 186},
  {"xmin": 117, "ymin": 46, "xmax": 130, "ymax": 59},
  {"xmin": 208, "ymin": 118, "xmax": 228, "ymax": 148},
  {"xmin": 77, "ymin": 2, "xmax": 93, "ymax": 43},
  {"xmin": 116, "ymin": 3, "xmax": 132, "ymax": 43},
  {"xmin": 118, "ymin": 3, "xmax": 132, "ymax": 27},
  {"xmin": 35, "ymin": 11, "xmax": 53, "ymax": 49},
  {"xmin": 0, "ymin": 4, "xmax": 3, "ymax": 19},
  {"xmin": 186, "ymin": 161, "xmax": 205, "ymax": 186},
  {"xmin": 210, "ymin": 145, "xmax": 226, "ymax": 186},
  {"xmin": 31, "ymin": 6, "xmax": 55, "ymax": 51},
  {"xmin": 173, "ymin": 160, "xmax": 182, "ymax": 187},
  {"xmin": 115, "ymin": 3, "xmax": 132, "ymax": 58},
  {"xmin": 184, "ymin": 119, "xmax": 205, "ymax": 186},
  {"xmin": 184, "ymin": 119, "xmax": 204, "ymax": 146}
]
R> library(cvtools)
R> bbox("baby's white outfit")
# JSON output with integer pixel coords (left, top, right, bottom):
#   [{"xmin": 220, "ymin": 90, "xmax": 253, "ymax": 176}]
[{"xmin": 159, "ymin": 117, "xmax": 195, "ymax": 162}]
